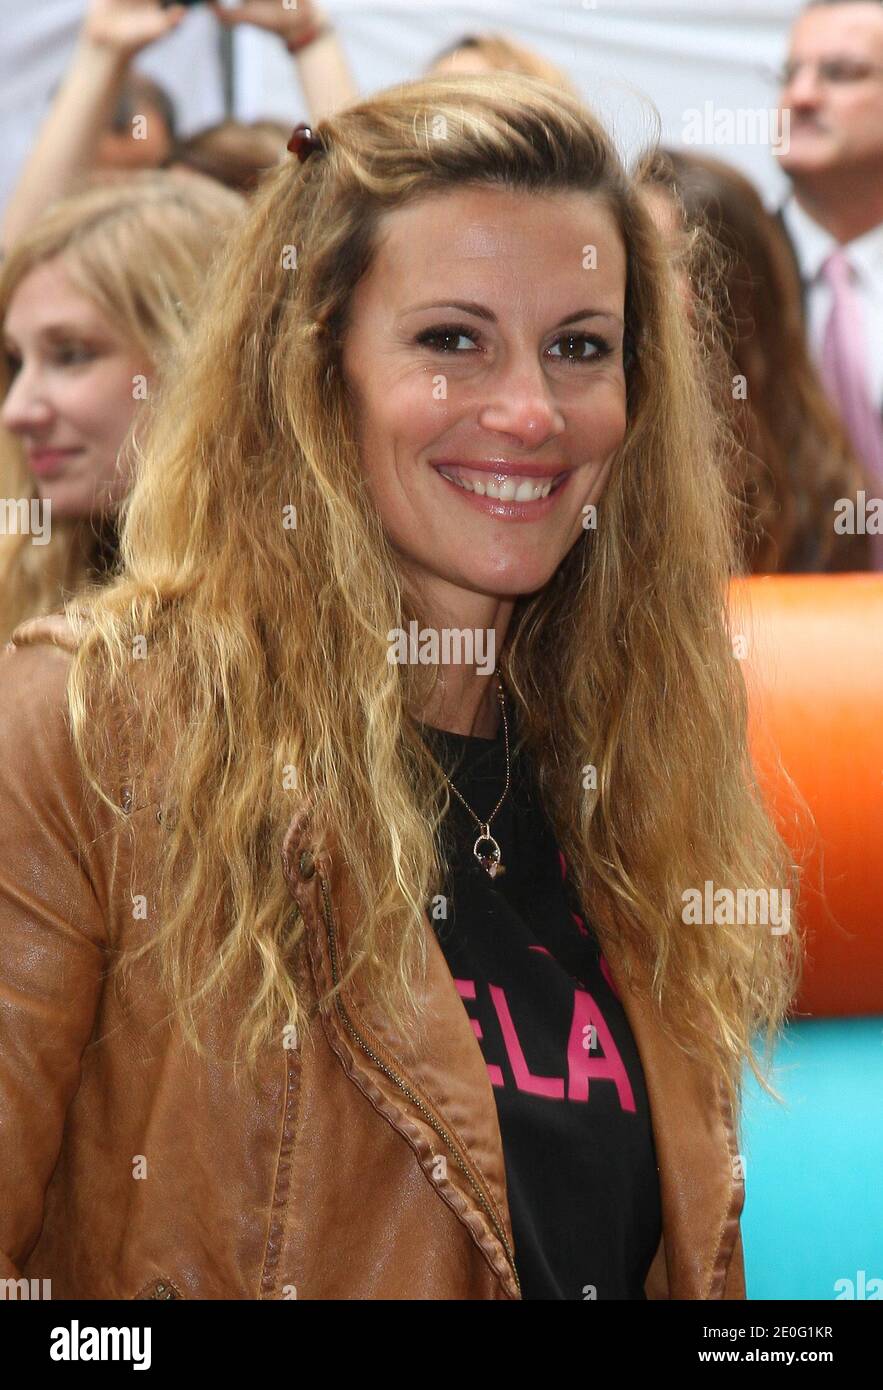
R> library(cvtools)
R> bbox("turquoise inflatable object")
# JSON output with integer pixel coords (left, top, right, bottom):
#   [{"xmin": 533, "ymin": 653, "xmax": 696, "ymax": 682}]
[{"xmin": 741, "ymin": 1016, "xmax": 883, "ymax": 1300}]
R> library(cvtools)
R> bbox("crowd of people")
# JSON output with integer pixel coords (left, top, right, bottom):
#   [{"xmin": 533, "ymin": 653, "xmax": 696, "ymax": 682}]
[{"xmin": 0, "ymin": 0, "xmax": 879, "ymax": 1305}]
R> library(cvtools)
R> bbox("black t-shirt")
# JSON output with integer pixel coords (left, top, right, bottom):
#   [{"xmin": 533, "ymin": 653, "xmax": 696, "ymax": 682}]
[{"xmin": 421, "ymin": 710, "xmax": 662, "ymax": 1300}]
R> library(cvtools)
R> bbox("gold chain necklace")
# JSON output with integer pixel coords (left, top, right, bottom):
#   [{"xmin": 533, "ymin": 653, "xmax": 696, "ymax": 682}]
[{"xmin": 440, "ymin": 680, "xmax": 510, "ymax": 879}]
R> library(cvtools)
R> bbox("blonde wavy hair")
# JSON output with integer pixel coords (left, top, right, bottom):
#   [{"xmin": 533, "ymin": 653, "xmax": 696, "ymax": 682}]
[
  {"xmin": 66, "ymin": 74, "xmax": 801, "ymax": 1118},
  {"xmin": 0, "ymin": 172, "xmax": 244, "ymax": 640}
]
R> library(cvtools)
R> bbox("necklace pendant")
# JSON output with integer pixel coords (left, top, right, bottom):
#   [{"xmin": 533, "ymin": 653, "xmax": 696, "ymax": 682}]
[{"xmin": 473, "ymin": 826, "xmax": 505, "ymax": 879}]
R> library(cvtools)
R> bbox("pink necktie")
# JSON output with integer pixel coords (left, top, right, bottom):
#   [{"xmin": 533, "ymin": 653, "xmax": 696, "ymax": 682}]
[{"xmin": 821, "ymin": 248, "xmax": 883, "ymax": 569}]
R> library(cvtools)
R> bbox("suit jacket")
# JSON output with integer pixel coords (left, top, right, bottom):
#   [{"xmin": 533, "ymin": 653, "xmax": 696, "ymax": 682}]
[{"xmin": 771, "ymin": 202, "xmax": 875, "ymax": 572}]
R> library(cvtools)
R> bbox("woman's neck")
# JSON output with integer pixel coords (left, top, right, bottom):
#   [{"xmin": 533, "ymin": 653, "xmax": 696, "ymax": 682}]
[{"xmin": 421, "ymin": 671, "xmax": 502, "ymax": 738}]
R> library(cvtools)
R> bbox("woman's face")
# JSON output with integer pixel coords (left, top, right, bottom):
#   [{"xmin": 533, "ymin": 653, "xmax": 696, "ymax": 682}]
[
  {"xmin": 341, "ymin": 184, "xmax": 628, "ymax": 613},
  {"xmin": 1, "ymin": 257, "xmax": 148, "ymax": 520}
]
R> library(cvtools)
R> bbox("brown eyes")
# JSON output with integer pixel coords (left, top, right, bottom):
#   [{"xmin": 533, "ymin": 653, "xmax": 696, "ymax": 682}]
[{"xmin": 415, "ymin": 323, "xmax": 613, "ymax": 364}]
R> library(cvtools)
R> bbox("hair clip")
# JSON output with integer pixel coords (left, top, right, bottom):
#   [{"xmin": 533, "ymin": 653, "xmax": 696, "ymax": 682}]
[{"xmin": 287, "ymin": 123, "xmax": 326, "ymax": 162}]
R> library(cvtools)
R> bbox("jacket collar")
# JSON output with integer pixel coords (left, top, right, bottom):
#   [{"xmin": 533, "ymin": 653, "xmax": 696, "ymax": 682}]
[{"xmin": 281, "ymin": 805, "xmax": 743, "ymax": 1300}]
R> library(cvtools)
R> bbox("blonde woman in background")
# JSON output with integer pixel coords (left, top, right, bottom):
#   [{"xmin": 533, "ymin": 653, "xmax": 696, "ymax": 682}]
[
  {"xmin": 427, "ymin": 30, "xmax": 580, "ymax": 93},
  {"xmin": 0, "ymin": 173, "xmax": 243, "ymax": 642},
  {"xmin": 0, "ymin": 75, "xmax": 799, "ymax": 1300}
]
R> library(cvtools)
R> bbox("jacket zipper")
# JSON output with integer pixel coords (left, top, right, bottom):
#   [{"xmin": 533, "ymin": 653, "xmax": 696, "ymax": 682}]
[{"xmin": 318, "ymin": 873, "xmax": 521, "ymax": 1297}]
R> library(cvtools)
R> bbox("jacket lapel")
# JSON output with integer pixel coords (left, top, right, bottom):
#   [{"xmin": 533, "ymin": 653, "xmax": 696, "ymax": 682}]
[
  {"xmin": 602, "ymin": 949, "xmax": 745, "ymax": 1298},
  {"xmin": 282, "ymin": 807, "xmax": 520, "ymax": 1298}
]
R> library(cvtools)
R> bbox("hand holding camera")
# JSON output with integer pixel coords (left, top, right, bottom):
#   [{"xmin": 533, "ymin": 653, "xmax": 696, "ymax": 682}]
[
  {"xmin": 83, "ymin": 0, "xmax": 188, "ymax": 60},
  {"xmin": 209, "ymin": 1, "xmax": 332, "ymax": 55}
]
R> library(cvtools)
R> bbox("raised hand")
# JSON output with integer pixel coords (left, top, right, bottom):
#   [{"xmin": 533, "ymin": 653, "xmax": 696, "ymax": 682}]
[
  {"xmin": 209, "ymin": 0, "xmax": 327, "ymax": 50},
  {"xmin": 83, "ymin": 0, "xmax": 188, "ymax": 60}
]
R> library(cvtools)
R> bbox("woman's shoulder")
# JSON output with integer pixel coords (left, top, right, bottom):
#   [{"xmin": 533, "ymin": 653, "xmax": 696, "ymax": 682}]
[
  {"xmin": 1, "ymin": 612, "xmax": 80, "ymax": 733},
  {"xmin": 8, "ymin": 611, "xmax": 81, "ymax": 655},
  {"xmin": 0, "ymin": 612, "xmax": 88, "ymax": 803},
  {"xmin": 2, "ymin": 609, "xmax": 170, "ymax": 819},
  {"xmin": 0, "ymin": 613, "xmax": 125, "ymax": 965}
]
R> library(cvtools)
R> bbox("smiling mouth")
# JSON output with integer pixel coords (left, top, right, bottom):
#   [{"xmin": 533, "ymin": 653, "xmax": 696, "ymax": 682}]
[
  {"xmin": 28, "ymin": 449, "xmax": 82, "ymax": 478},
  {"xmin": 433, "ymin": 465, "xmax": 569, "ymax": 502}
]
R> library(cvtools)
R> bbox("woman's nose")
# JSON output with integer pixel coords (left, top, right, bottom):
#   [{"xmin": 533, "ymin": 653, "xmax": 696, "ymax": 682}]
[
  {"xmin": 476, "ymin": 354, "xmax": 565, "ymax": 446},
  {"xmin": 1, "ymin": 363, "xmax": 53, "ymax": 435}
]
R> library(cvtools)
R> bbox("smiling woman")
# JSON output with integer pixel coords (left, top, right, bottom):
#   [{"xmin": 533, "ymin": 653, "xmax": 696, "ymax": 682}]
[
  {"xmin": 0, "ymin": 73, "xmax": 800, "ymax": 1301},
  {"xmin": 0, "ymin": 172, "xmax": 243, "ymax": 641},
  {"xmin": 342, "ymin": 183, "xmax": 628, "ymax": 643},
  {"xmin": 2, "ymin": 264, "xmax": 149, "ymax": 516}
]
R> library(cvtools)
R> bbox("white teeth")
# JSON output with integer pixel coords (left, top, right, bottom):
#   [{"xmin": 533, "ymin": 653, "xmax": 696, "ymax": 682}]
[
  {"xmin": 438, "ymin": 468, "xmax": 561, "ymax": 500},
  {"xmin": 438, "ymin": 468, "xmax": 472, "ymax": 491}
]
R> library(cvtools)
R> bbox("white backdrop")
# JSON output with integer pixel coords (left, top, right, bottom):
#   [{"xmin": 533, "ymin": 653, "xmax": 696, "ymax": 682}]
[{"xmin": 0, "ymin": 0, "xmax": 805, "ymax": 216}]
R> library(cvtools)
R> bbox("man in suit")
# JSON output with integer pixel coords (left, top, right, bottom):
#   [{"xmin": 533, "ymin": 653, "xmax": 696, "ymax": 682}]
[{"xmin": 774, "ymin": 1, "xmax": 883, "ymax": 563}]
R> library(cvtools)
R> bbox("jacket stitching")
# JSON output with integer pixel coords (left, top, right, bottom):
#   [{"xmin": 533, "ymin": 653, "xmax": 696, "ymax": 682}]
[
  {"xmin": 342, "ymin": 977, "xmax": 516, "ymax": 1254},
  {"xmin": 705, "ymin": 1078, "xmax": 745, "ymax": 1298},
  {"xmin": 259, "ymin": 1044, "xmax": 301, "ymax": 1299},
  {"xmin": 319, "ymin": 999, "xmax": 519, "ymax": 1298},
  {"xmin": 303, "ymin": 905, "xmax": 518, "ymax": 1298},
  {"xmin": 289, "ymin": 856, "xmax": 516, "ymax": 1257}
]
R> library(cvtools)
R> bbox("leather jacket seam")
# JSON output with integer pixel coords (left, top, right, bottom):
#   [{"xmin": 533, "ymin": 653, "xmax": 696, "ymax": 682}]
[
  {"xmin": 320, "ymin": 995, "xmax": 519, "ymax": 1297},
  {"xmin": 302, "ymin": 911, "xmax": 518, "ymax": 1298},
  {"xmin": 706, "ymin": 1080, "xmax": 745, "ymax": 1298},
  {"xmin": 294, "ymin": 857, "xmax": 515, "ymax": 1259},
  {"xmin": 259, "ymin": 1044, "xmax": 302, "ymax": 1299},
  {"xmin": 343, "ymin": 978, "xmax": 515, "ymax": 1255}
]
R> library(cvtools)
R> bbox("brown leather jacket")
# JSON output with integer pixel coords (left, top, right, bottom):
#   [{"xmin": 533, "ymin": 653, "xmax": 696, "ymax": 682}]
[{"xmin": 0, "ymin": 615, "xmax": 746, "ymax": 1300}]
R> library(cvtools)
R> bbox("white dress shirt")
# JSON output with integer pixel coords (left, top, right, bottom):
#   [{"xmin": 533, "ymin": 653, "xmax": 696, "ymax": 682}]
[{"xmin": 781, "ymin": 194, "xmax": 883, "ymax": 415}]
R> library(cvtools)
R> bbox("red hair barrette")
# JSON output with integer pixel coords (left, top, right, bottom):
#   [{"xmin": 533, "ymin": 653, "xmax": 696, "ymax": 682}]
[{"xmin": 287, "ymin": 122, "xmax": 326, "ymax": 162}]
